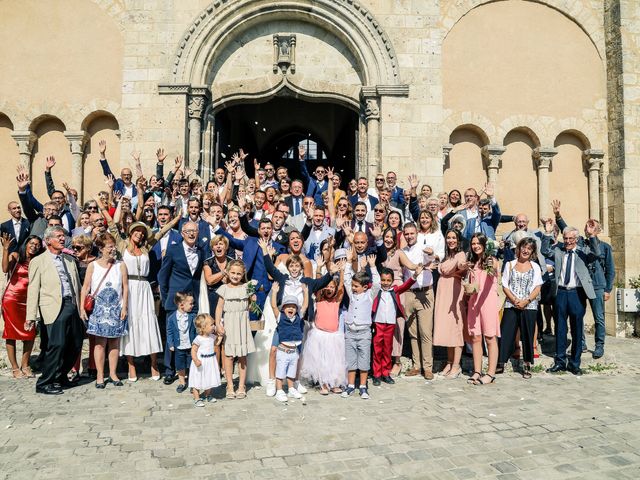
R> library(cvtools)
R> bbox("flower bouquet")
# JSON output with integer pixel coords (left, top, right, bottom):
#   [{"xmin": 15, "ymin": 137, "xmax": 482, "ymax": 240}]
[
  {"xmin": 483, "ymin": 239, "xmax": 498, "ymax": 276},
  {"xmin": 247, "ymin": 280, "xmax": 265, "ymax": 331}
]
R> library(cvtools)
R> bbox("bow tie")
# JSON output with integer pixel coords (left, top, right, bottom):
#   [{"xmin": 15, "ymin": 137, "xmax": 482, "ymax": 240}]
[
  {"xmin": 186, "ymin": 246, "xmax": 198, "ymax": 254},
  {"xmin": 313, "ymin": 226, "xmax": 324, "ymax": 231}
]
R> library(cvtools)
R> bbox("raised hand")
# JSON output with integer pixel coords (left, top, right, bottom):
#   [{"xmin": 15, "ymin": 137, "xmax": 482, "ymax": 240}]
[
  {"xmin": 542, "ymin": 217, "xmax": 554, "ymax": 234},
  {"xmin": 184, "ymin": 166, "xmax": 194, "ymax": 178},
  {"xmin": 346, "ymin": 246, "xmax": 354, "ymax": 263},
  {"xmin": 366, "ymin": 254, "xmax": 377, "ymax": 267},
  {"xmin": 174, "ymin": 155, "xmax": 183, "ymax": 171},
  {"xmin": 237, "ymin": 193, "xmax": 246, "ymax": 211},
  {"xmin": 131, "ymin": 151, "xmax": 141, "ymax": 164},
  {"xmin": 316, "ymin": 254, "xmax": 326, "ymax": 270},
  {"xmin": 585, "ymin": 219, "xmax": 597, "ymax": 238},
  {"xmin": 267, "ymin": 244, "xmax": 276, "ymax": 257},
  {"xmin": 225, "ymin": 161, "xmax": 235, "ymax": 173},
  {"xmin": 484, "ymin": 182, "xmax": 494, "ymax": 198},
  {"xmin": 98, "ymin": 140, "xmax": 107, "ymax": 158},
  {"xmin": 408, "ymin": 174, "xmax": 419, "ymax": 190},
  {"xmin": 104, "ymin": 174, "xmax": 115, "ymax": 190},
  {"xmin": 326, "ymin": 167, "xmax": 334, "ymax": 180},
  {"xmin": 258, "ymin": 238, "xmax": 269, "ymax": 254},
  {"xmin": 234, "ymin": 167, "xmax": 244, "ymax": 182},
  {"xmin": 298, "ymin": 144, "xmax": 306, "ymax": 160},
  {"xmin": 371, "ymin": 223, "xmax": 382, "ymax": 239},
  {"xmin": 16, "ymin": 169, "xmax": 30, "ymax": 192},
  {"xmin": 45, "ymin": 155, "xmax": 56, "ymax": 171},
  {"xmin": 254, "ymin": 158, "xmax": 261, "ymax": 171},
  {"xmin": 1, "ymin": 232, "xmax": 14, "ymax": 249},
  {"xmin": 62, "ymin": 181, "xmax": 72, "ymax": 193},
  {"xmin": 231, "ymin": 152, "xmax": 240, "ymax": 164},
  {"xmin": 239, "ymin": 148, "xmax": 248, "ymax": 161},
  {"xmin": 156, "ymin": 148, "xmax": 167, "ymax": 163},
  {"xmin": 551, "ymin": 199, "xmax": 561, "ymax": 216}
]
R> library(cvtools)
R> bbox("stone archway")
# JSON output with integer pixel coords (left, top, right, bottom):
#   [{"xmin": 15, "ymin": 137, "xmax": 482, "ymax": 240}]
[{"xmin": 159, "ymin": 0, "xmax": 408, "ymax": 181}]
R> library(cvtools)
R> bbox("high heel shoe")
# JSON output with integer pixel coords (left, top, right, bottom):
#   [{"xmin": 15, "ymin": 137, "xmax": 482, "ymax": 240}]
[{"xmin": 445, "ymin": 367, "xmax": 462, "ymax": 379}]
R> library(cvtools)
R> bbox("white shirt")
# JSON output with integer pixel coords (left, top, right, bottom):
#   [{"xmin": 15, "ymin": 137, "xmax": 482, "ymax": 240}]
[
  {"xmin": 343, "ymin": 264, "xmax": 381, "ymax": 326},
  {"xmin": 376, "ymin": 289, "xmax": 398, "ymax": 324},
  {"xmin": 403, "ymin": 242, "xmax": 433, "ymax": 288},
  {"xmin": 176, "ymin": 311, "xmax": 191, "ymax": 349},
  {"xmin": 416, "ymin": 231, "xmax": 445, "ymax": 260},
  {"xmin": 559, "ymin": 249, "xmax": 581, "ymax": 288},
  {"xmin": 159, "ymin": 230, "xmax": 170, "ymax": 255},
  {"xmin": 12, "ymin": 219, "xmax": 22, "ymax": 241},
  {"xmin": 182, "ymin": 242, "xmax": 199, "ymax": 275}
]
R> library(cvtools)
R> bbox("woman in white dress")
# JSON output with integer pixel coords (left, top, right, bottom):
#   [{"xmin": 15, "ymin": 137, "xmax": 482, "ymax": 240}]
[{"xmin": 117, "ymin": 221, "xmax": 180, "ymax": 381}]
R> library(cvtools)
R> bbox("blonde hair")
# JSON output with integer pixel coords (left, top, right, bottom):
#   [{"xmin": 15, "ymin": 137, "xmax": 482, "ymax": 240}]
[{"xmin": 195, "ymin": 314, "xmax": 214, "ymax": 336}]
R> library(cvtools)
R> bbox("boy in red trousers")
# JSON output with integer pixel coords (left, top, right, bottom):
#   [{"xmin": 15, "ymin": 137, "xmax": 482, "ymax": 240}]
[{"xmin": 371, "ymin": 265, "xmax": 424, "ymax": 385}]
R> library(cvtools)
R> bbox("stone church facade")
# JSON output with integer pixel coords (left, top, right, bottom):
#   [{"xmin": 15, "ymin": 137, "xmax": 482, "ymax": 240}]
[{"xmin": 0, "ymin": 0, "xmax": 639, "ymax": 334}]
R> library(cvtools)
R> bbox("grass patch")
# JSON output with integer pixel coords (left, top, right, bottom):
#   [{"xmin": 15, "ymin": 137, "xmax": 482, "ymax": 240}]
[
  {"xmin": 530, "ymin": 364, "xmax": 545, "ymax": 373},
  {"xmin": 585, "ymin": 362, "xmax": 617, "ymax": 374}
]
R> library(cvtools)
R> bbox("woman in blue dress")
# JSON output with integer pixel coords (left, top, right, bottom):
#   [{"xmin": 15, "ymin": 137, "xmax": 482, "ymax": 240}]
[{"xmin": 80, "ymin": 232, "xmax": 129, "ymax": 389}]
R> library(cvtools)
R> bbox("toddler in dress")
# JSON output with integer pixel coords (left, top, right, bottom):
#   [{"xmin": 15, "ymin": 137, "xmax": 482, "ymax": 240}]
[{"xmin": 189, "ymin": 314, "xmax": 222, "ymax": 407}]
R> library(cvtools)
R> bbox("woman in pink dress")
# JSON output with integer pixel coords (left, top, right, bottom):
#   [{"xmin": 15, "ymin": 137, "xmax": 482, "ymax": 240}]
[
  {"xmin": 466, "ymin": 233, "xmax": 500, "ymax": 385},
  {"xmin": 433, "ymin": 230, "xmax": 468, "ymax": 379},
  {"xmin": 1, "ymin": 234, "xmax": 43, "ymax": 378}
]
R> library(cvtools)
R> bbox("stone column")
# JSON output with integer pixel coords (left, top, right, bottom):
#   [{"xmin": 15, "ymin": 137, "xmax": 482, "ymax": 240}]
[
  {"xmin": 363, "ymin": 96, "xmax": 381, "ymax": 183},
  {"xmin": 442, "ymin": 143, "xmax": 453, "ymax": 171},
  {"xmin": 481, "ymin": 145, "xmax": 506, "ymax": 193},
  {"xmin": 64, "ymin": 131, "xmax": 88, "ymax": 203},
  {"xmin": 533, "ymin": 147, "xmax": 558, "ymax": 219},
  {"xmin": 583, "ymin": 149, "xmax": 605, "ymax": 221},
  {"xmin": 11, "ymin": 131, "xmax": 36, "ymax": 171},
  {"xmin": 187, "ymin": 87, "xmax": 210, "ymax": 175}
]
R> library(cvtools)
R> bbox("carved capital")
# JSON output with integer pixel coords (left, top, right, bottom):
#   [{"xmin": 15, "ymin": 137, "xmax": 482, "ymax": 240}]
[
  {"xmin": 481, "ymin": 145, "xmax": 506, "ymax": 170},
  {"xmin": 11, "ymin": 131, "xmax": 36, "ymax": 155},
  {"xmin": 64, "ymin": 131, "xmax": 88, "ymax": 155},
  {"xmin": 583, "ymin": 149, "xmax": 605, "ymax": 171},
  {"xmin": 363, "ymin": 97, "xmax": 380, "ymax": 121},
  {"xmin": 533, "ymin": 147, "xmax": 558, "ymax": 170},
  {"xmin": 443, "ymin": 143, "xmax": 453, "ymax": 164},
  {"xmin": 188, "ymin": 95, "xmax": 207, "ymax": 119}
]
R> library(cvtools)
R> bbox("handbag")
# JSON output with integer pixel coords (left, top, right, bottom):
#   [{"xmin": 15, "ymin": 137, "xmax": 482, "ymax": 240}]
[
  {"xmin": 83, "ymin": 263, "xmax": 114, "ymax": 315},
  {"xmin": 462, "ymin": 269, "xmax": 479, "ymax": 296}
]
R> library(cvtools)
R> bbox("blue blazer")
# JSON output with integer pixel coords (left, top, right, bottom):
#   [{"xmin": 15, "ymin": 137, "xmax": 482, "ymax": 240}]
[
  {"xmin": 149, "ymin": 228, "xmax": 182, "ymax": 283},
  {"xmin": 349, "ymin": 194, "xmax": 379, "ymax": 210},
  {"xmin": 462, "ymin": 203, "xmax": 502, "ymax": 240},
  {"xmin": 158, "ymin": 241, "xmax": 205, "ymax": 311},
  {"xmin": 389, "ymin": 186, "xmax": 405, "ymax": 209},
  {"xmin": 0, "ymin": 218, "xmax": 30, "ymax": 254},
  {"xmin": 263, "ymin": 253, "xmax": 333, "ymax": 321},
  {"xmin": 178, "ymin": 217, "xmax": 212, "ymax": 255},
  {"xmin": 100, "ymin": 158, "xmax": 139, "ymax": 208},
  {"xmin": 166, "ymin": 311, "xmax": 197, "ymax": 349},
  {"xmin": 299, "ymin": 159, "xmax": 328, "ymax": 205}
]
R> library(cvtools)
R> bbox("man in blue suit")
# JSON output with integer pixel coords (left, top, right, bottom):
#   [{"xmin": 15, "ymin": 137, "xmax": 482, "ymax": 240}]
[
  {"xmin": 541, "ymin": 221, "xmax": 601, "ymax": 375},
  {"xmin": 553, "ymin": 201, "xmax": 615, "ymax": 359},
  {"xmin": 298, "ymin": 145, "xmax": 328, "ymax": 205},
  {"xmin": 178, "ymin": 197, "xmax": 212, "ymax": 256},
  {"xmin": 158, "ymin": 221, "xmax": 205, "ymax": 383},
  {"xmin": 214, "ymin": 216, "xmax": 286, "ymax": 320},
  {"xmin": 386, "ymin": 171, "xmax": 405, "ymax": 209},
  {"xmin": 349, "ymin": 177, "xmax": 379, "ymax": 212},
  {"xmin": 1, "ymin": 201, "xmax": 30, "ymax": 254},
  {"xmin": 98, "ymin": 140, "xmax": 139, "ymax": 210}
]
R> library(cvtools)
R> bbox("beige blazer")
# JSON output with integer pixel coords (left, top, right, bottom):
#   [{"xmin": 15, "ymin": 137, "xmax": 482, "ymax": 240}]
[{"xmin": 26, "ymin": 251, "xmax": 81, "ymax": 325}]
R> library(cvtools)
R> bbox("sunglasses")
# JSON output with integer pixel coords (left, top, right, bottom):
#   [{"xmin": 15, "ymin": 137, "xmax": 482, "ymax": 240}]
[
  {"xmin": 375, "ymin": 178, "xmax": 384, "ymax": 182},
  {"xmin": 315, "ymin": 170, "xmax": 325, "ymax": 174},
  {"xmin": 72, "ymin": 245, "xmax": 84, "ymax": 251},
  {"xmin": 374, "ymin": 209, "xmax": 385, "ymax": 213}
]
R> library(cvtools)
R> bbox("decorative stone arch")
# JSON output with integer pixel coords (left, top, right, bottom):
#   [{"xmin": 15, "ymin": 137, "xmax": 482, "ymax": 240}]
[
  {"xmin": 160, "ymin": 0, "xmax": 408, "ymax": 180},
  {"xmin": 441, "ymin": 0, "xmax": 604, "ymax": 59},
  {"xmin": 497, "ymin": 116, "xmax": 545, "ymax": 147},
  {"xmin": 443, "ymin": 112, "xmax": 496, "ymax": 144}
]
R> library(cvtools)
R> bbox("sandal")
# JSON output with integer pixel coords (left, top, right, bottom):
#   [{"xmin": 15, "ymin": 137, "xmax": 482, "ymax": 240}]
[
  {"xmin": 225, "ymin": 390, "xmax": 236, "ymax": 399},
  {"xmin": 12, "ymin": 368, "xmax": 25, "ymax": 379},
  {"xmin": 467, "ymin": 371, "xmax": 482, "ymax": 385},
  {"xmin": 477, "ymin": 374, "xmax": 496, "ymax": 385},
  {"xmin": 21, "ymin": 367, "xmax": 35, "ymax": 378},
  {"xmin": 318, "ymin": 387, "xmax": 330, "ymax": 395},
  {"xmin": 438, "ymin": 362, "xmax": 452, "ymax": 377},
  {"xmin": 235, "ymin": 389, "xmax": 246, "ymax": 399},
  {"xmin": 330, "ymin": 387, "xmax": 343, "ymax": 394},
  {"xmin": 445, "ymin": 367, "xmax": 462, "ymax": 379},
  {"xmin": 522, "ymin": 365, "xmax": 532, "ymax": 379}
]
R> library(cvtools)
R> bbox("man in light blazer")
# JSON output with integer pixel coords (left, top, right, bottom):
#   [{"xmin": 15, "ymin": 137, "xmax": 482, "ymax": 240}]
[
  {"xmin": 541, "ymin": 221, "xmax": 600, "ymax": 375},
  {"xmin": 26, "ymin": 226, "xmax": 84, "ymax": 395}
]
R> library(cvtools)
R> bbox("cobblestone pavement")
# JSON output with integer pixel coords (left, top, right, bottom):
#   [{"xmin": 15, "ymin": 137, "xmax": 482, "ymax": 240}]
[{"xmin": 0, "ymin": 336, "xmax": 639, "ymax": 480}]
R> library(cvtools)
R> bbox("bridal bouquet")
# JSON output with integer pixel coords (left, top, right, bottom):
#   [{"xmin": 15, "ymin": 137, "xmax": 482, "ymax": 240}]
[{"xmin": 483, "ymin": 239, "xmax": 498, "ymax": 276}]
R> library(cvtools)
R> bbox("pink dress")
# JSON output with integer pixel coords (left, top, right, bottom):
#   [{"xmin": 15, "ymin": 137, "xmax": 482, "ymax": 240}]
[
  {"xmin": 466, "ymin": 264, "xmax": 501, "ymax": 338},
  {"xmin": 433, "ymin": 252, "xmax": 467, "ymax": 347}
]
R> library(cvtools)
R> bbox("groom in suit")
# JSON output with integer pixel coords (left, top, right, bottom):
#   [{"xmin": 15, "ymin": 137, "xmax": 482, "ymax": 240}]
[
  {"xmin": 26, "ymin": 226, "xmax": 84, "ymax": 395},
  {"xmin": 158, "ymin": 221, "xmax": 205, "ymax": 383},
  {"xmin": 541, "ymin": 221, "xmax": 600, "ymax": 375},
  {"xmin": 1, "ymin": 201, "xmax": 30, "ymax": 254}
]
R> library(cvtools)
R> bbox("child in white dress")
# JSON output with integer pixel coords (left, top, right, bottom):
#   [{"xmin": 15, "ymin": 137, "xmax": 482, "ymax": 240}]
[{"xmin": 189, "ymin": 314, "xmax": 222, "ymax": 407}]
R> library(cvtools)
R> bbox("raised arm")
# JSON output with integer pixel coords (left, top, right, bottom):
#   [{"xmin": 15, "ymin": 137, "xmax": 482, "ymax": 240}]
[
  {"xmin": 239, "ymin": 210, "xmax": 259, "ymax": 238},
  {"xmin": 44, "ymin": 156, "xmax": 57, "ymax": 198},
  {"xmin": 98, "ymin": 140, "xmax": 115, "ymax": 178},
  {"xmin": 326, "ymin": 167, "xmax": 336, "ymax": 221}
]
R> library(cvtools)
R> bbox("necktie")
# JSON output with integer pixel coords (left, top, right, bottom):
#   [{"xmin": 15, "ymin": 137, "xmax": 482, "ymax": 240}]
[
  {"xmin": 294, "ymin": 198, "xmax": 301, "ymax": 216},
  {"xmin": 564, "ymin": 250, "xmax": 573, "ymax": 286},
  {"xmin": 357, "ymin": 221, "xmax": 364, "ymax": 232},
  {"xmin": 58, "ymin": 255, "xmax": 76, "ymax": 300}
]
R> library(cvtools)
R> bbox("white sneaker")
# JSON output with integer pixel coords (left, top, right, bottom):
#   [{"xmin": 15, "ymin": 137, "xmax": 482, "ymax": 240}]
[
  {"xmin": 287, "ymin": 387, "xmax": 303, "ymax": 399},
  {"xmin": 275, "ymin": 390, "xmax": 288, "ymax": 402},
  {"xmin": 266, "ymin": 378, "xmax": 276, "ymax": 397},
  {"xmin": 295, "ymin": 381, "xmax": 308, "ymax": 394}
]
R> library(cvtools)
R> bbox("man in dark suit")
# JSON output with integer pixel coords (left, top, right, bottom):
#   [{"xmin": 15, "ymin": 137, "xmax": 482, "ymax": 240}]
[
  {"xmin": 553, "ymin": 202, "xmax": 615, "ymax": 359},
  {"xmin": 239, "ymin": 208, "xmax": 289, "ymax": 246},
  {"xmin": 98, "ymin": 140, "xmax": 139, "ymax": 210},
  {"xmin": 214, "ymin": 217, "xmax": 286, "ymax": 320},
  {"xmin": 1, "ymin": 201, "xmax": 30, "ymax": 253},
  {"xmin": 541, "ymin": 220, "xmax": 600, "ymax": 375},
  {"xmin": 284, "ymin": 179, "xmax": 305, "ymax": 217},
  {"xmin": 349, "ymin": 177, "xmax": 379, "ymax": 212},
  {"xmin": 386, "ymin": 171, "xmax": 405, "ymax": 209},
  {"xmin": 298, "ymin": 145, "xmax": 328, "ymax": 205},
  {"xmin": 178, "ymin": 197, "xmax": 212, "ymax": 255},
  {"xmin": 158, "ymin": 221, "xmax": 205, "ymax": 384}
]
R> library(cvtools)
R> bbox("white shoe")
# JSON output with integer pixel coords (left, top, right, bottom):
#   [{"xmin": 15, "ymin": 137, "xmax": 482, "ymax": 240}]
[
  {"xmin": 150, "ymin": 375, "xmax": 161, "ymax": 381},
  {"xmin": 128, "ymin": 377, "xmax": 138, "ymax": 383},
  {"xmin": 287, "ymin": 387, "xmax": 302, "ymax": 399},
  {"xmin": 295, "ymin": 381, "xmax": 308, "ymax": 394},
  {"xmin": 275, "ymin": 390, "xmax": 288, "ymax": 402},
  {"xmin": 266, "ymin": 378, "xmax": 276, "ymax": 397}
]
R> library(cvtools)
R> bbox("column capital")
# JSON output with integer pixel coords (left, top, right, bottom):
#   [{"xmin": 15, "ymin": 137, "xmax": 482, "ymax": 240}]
[
  {"xmin": 583, "ymin": 149, "xmax": 605, "ymax": 171},
  {"xmin": 533, "ymin": 147, "xmax": 558, "ymax": 169},
  {"xmin": 362, "ymin": 96, "xmax": 380, "ymax": 121},
  {"xmin": 11, "ymin": 131, "xmax": 36, "ymax": 155},
  {"xmin": 481, "ymin": 145, "xmax": 506, "ymax": 170},
  {"xmin": 442, "ymin": 143, "xmax": 453, "ymax": 163},
  {"xmin": 64, "ymin": 131, "xmax": 89, "ymax": 155},
  {"xmin": 188, "ymin": 93, "xmax": 209, "ymax": 120}
]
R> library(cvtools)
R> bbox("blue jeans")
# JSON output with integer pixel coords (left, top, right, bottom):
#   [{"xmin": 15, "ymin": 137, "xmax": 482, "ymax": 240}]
[
  {"xmin": 555, "ymin": 287, "xmax": 587, "ymax": 369},
  {"xmin": 583, "ymin": 289, "xmax": 605, "ymax": 349}
]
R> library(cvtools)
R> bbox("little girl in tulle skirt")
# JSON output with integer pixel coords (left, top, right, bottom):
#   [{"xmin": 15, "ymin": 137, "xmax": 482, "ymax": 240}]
[{"xmin": 300, "ymin": 273, "xmax": 347, "ymax": 394}]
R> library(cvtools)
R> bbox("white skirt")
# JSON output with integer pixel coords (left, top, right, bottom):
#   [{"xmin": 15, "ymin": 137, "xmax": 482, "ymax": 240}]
[
  {"xmin": 188, "ymin": 356, "xmax": 222, "ymax": 390},
  {"xmin": 246, "ymin": 293, "xmax": 277, "ymax": 385},
  {"xmin": 300, "ymin": 326, "xmax": 347, "ymax": 388},
  {"xmin": 120, "ymin": 279, "xmax": 163, "ymax": 356}
]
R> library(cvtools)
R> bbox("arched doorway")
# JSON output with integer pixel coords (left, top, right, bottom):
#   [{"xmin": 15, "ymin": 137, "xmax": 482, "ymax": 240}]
[{"xmin": 209, "ymin": 96, "xmax": 359, "ymax": 181}]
